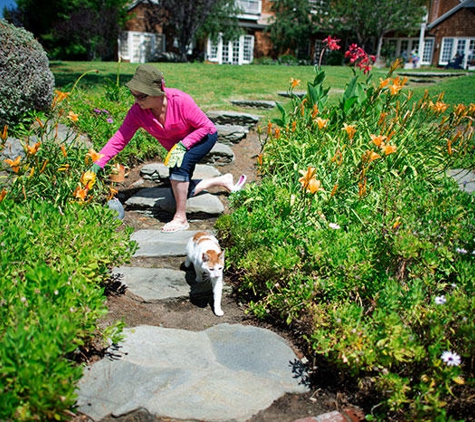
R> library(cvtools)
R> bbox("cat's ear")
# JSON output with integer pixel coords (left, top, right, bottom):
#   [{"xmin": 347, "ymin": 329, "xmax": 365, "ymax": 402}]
[
  {"xmin": 202, "ymin": 252, "xmax": 209, "ymax": 262},
  {"xmin": 219, "ymin": 250, "xmax": 225, "ymax": 260}
]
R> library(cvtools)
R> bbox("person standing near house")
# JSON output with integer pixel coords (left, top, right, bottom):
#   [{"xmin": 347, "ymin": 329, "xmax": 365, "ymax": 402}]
[{"xmin": 91, "ymin": 64, "xmax": 246, "ymax": 232}]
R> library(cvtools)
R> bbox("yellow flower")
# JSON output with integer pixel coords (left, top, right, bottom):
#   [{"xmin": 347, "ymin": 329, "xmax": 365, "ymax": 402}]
[
  {"xmin": 80, "ymin": 170, "xmax": 97, "ymax": 189},
  {"xmin": 307, "ymin": 178, "xmax": 324, "ymax": 194},
  {"xmin": 67, "ymin": 111, "xmax": 79, "ymax": 122},
  {"xmin": 4, "ymin": 156, "xmax": 21, "ymax": 173},
  {"xmin": 370, "ymin": 134, "xmax": 387, "ymax": 147},
  {"xmin": 290, "ymin": 77, "xmax": 301, "ymax": 88},
  {"xmin": 314, "ymin": 117, "xmax": 328, "ymax": 129},
  {"xmin": 342, "ymin": 123, "xmax": 356, "ymax": 140}
]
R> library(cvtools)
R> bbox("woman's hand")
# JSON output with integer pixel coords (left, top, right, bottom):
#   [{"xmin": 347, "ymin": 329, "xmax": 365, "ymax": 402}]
[{"xmin": 164, "ymin": 142, "xmax": 187, "ymax": 168}]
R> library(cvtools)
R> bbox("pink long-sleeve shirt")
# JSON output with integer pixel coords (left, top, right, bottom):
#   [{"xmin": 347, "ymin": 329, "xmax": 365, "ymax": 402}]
[{"xmin": 95, "ymin": 87, "xmax": 216, "ymax": 168}]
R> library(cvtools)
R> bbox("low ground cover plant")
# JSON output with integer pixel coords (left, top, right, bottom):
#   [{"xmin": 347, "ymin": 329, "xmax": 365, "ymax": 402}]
[
  {"xmin": 217, "ymin": 41, "xmax": 475, "ymax": 420},
  {"xmin": 1, "ymin": 86, "xmax": 135, "ymax": 419}
]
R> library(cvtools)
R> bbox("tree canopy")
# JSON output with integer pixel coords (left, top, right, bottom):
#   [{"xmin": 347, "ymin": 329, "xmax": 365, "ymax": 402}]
[
  {"xmin": 147, "ymin": 0, "xmax": 242, "ymax": 60},
  {"xmin": 6, "ymin": 0, "xmax": 129, "ymax": 60}
]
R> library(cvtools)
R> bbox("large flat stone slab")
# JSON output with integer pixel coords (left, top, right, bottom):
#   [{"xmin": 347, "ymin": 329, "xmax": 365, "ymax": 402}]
[
  {"xmin": 113, "ymin": 266, "xmax": 233, "ymax": 302},
  {"xmin": 125, "ymin": 188, "xmax": 224, "ymax": 215},
  {"xmin": 76, "ymin": 324, "xmax": 309, "ymax": 422},
  {"xmin": 131, "ymin": 229, "xmax": 197, "ymax": 257}
]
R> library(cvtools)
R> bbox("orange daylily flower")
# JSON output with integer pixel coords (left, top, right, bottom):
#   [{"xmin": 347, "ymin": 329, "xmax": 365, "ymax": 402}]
[
  {"xmin": 290, "ymin": 78, "xmax": 301, "ymax": 89},
  {"xmin": 54, "ymin": 90, "xmax": 69, "ymax": 103},
  {"xmin": 370, "ymin": 134, "xmax": 387, "ymax": 147},
  {"xmin": 430, "ymin": 101, "xmax": 449, "ymax": 114},
  {"xmin": 85, "ymin": 148, "xmax": 104, "ymax": 164},
  {"xmin": 379, "ymin": 78, "xmax": 390, "ymax": 89},
  {"xmin": 1, "ymin": 125, "xmax": 8, "ymax": 141},
  {"xmin": 108, "ymin": 186, "xmax": 119, "ymax": 200},
  {"xmin": 73, "ymin": 185, "xmax": 89, "ymax": 201},
  {"xmin": 389, "ymin": 82, "xmax": 403, "ymax": 95},
  {"xmin": 381, "ymin": 144, "xmax": 397, "ymax": 155},
  {"xmin": 306, "ymin": 178, "xmax": 324, "ymax": 194},
  {"xmin": 257, "ymin": 153, "xmax": 263, "ymax": 165},
  {"xmin": 363, "ymin": 150, "xmax": 381, "ymax": 163},
  {"xmin": 267, "ymin": 121, "xmax": 273, "ymax": 136},
  {"xmin": 311, "ymin": 104, "xmax": 319, "ymax": 118},
  {"xmin": 330, "ymin": 183, "xmax": 338, "ymax": 197},
  {"xmin": 26, "ymin": 141, "xmax": 41, "ymax": 156},
  {"xmin": 40, "ymin": 159, "xmax": 49, "ymax": 173},
  {"xmin": 35, "ymin": 117, "xmax": 45, "ymax": 128},
  {"xmin": 447, "ymin": 138, "xmax": 453, "ymax": 155},
  {"xmin": 80, "ymin": 170, "xmax": 97, "ymax": 189},
  {"xmin": 331, "ymin": 149, "xmax": 343, "ymax": 165},
  {"xmin": 67, "ymin": 111, "xmax": 79, "ymax": 122},
  {"xmin": 358, "ymin": 178, "xmax": 367, "ymax": 197},
  {"xmin": 60, "ymin": 144, "xmax": 68, "ymax": 157},
  {"xmin": 299, "ymin": 167, "xmax": 324, "ymax": 194},
  {"xmin": 291, "ymin": 121, "xmax": 297, "ymax": 132},
  {"xmin": 314, "ymin": 117, "xmax": 328, "ymax": 130},
  {"xmin": 4, "ymin": 156, "xmax": 21, "ymax": 173},
  {"xmin": 0, "ymin": 188, "xmax": 7, "ymax": 202},
  {"xmin": 274, "ymin": 127, "xmax": 281, "ymax": 139},
  {"xmin": 454, "ymin": 104, "xmax": 467, "ymax": 117},
  {"xmin": 342, "ymin": 123, "xmax": 356, "ymax": 140}
]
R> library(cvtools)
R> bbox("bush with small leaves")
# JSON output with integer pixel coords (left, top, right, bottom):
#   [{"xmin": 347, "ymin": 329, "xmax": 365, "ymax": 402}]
[{"xmin": 0, "ymin": 20, "xmax": 54, "ymax": 128}]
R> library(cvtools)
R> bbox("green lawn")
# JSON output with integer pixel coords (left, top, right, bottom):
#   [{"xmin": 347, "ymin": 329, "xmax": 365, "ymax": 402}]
[{"xmin": 50, "ymin": 61, "xmax": 475, "ymax": 123}]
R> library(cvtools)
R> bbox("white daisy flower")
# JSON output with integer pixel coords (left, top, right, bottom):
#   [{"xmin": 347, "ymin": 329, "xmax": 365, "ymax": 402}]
[
  {"xmin": 329, "ymin": 223, "xmax": 341, "ymax": 230},
  {"xmin": 441, "ymin": 350, "xmax": 461, "ymax": 366},
  {"xmin": 434, "ymin": 295, "xmax": 446, "ymax": 305}
]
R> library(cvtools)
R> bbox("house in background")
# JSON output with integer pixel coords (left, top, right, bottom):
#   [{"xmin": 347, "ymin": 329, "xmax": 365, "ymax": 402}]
[
  {"xmin": 205, "ymin": 0, "xmax": 273, "ymax": 65},
  {"xmin": 118, "ymin": 0, "xmax": 165, "ymax": 63},
  {"xmin": 383, "ymin": 0, "xmax": 475, "ymax": 69},
  {"xmin": 118, "ymin": 0, "xmax": 274, "ymax": 64},
  {"xmin": 120, "ymin": 0, "xmax": 475, "ymax": 69}
]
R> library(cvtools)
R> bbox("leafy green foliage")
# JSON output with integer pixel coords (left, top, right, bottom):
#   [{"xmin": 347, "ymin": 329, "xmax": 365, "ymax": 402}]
[
  {"xmin": 0, "ymin": 21, "xmax": 54, "ymax": 128},
  {"xmin": 0, "ymin": 72, "xmax": 136, "ymax": 420},
  {"xmin": 0, "ymin": 200, "xmax": 134, "ymax": 420},
  {"xmin": 217, "ymin": 60, "xmax": 475, "ymax": 420}
]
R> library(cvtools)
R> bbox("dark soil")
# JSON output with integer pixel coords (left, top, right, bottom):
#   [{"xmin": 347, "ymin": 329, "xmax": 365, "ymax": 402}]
[{"xmin": 78, "ymin": 130, "xmax": 367, "ymax": 422}]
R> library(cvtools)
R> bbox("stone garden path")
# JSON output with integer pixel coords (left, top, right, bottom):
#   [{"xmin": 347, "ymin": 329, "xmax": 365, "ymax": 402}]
[{"xmin": 74, "ymin": 107, "xmax": 341, "ymax": 422}]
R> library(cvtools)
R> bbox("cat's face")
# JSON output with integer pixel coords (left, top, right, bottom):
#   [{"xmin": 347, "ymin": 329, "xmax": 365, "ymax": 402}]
[{"xmin": 202, "ymin": 250, "xmax": 224, "ymax": 279}]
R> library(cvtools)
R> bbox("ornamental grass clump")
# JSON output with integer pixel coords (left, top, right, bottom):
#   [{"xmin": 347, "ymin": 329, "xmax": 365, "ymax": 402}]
[{"xmin": 217, "ymin": 37, "xmax": 475, "ymax": 420}]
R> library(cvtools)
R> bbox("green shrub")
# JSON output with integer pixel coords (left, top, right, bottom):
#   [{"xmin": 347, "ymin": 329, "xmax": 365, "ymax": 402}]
[
  {"xmin": 217, "ymin": 57, "xmax": 475, "ymax": 420},
  {"xmin": 0, "ymin": 200, "xmax": 134, "ymax": 421},
  {"xmin": 0, "ymin": 21, "xmax": 54, "ymax": 128}
]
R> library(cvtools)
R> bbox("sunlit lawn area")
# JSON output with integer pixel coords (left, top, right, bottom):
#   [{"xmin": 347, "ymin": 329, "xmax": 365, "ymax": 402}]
[{"xmin": 50, "ymin": 61, "xmax": 475, "ymax": 124}]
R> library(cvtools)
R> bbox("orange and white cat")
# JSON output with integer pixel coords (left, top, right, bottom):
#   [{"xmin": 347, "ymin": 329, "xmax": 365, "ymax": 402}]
[{"xmin": 185, "ymin": 231, "xmax": 225, "ymax": 316}]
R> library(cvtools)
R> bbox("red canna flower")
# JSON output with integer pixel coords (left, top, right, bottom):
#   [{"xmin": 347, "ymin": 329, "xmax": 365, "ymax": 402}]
[{"xmin": 323, "ymin": 36, "xmax": 341, "ymax": 51}]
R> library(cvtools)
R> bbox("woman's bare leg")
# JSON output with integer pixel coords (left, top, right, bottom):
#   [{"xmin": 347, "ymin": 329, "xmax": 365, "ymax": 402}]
[{"xmin": 162, "ymin": 179, "xmax": 189, "ymax": 232}]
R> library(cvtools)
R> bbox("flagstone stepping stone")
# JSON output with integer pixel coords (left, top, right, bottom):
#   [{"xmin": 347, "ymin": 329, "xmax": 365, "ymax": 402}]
[
  {"xmin": 112, "ymin": 266, "xmax": 233, "ymax": 301},
  {"xmin": 140, "ymin": 163, "xmax": 221, "ymax": 182},
  {"xmin": 277, "ymin": 90, "xmax": 306, "ymax": 98},
  {"xmin": 76, "ymin": 324, "xmax": 309, "ymax": 422},
  {"xmin": 215, "ymin": 124, "xmax": 249, "ymax": 144},
  {"xmin": 230, "ymin": 99, "xmax": 276, "ymax": 109},
  {"xmin": 125, "ymin": 188, "xmax": 224, "ymax": 215},
  {"xmin": 201, "ymin": 142, "xmax": 235, "ymax": 165},
  {"xmin": 207, "ymin": 110, "xmax": 260, "ymax": 127},
  {"xmin": 130, "ymin": 229, "xmax": 196, "ymax": 257},
  {"xmin": 448, "ymin": 169, "xmax": 475, "ymax": 194}
]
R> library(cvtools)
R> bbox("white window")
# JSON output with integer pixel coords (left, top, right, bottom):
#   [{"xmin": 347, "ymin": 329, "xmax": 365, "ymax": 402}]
[
  {"xmin": 440, "ymin": 37, "xmax": 475, "ymax": 68},
  {"xmin": 118, "ymin": 31, "xmax": 165, "ymax": 63},
  {"xmin": 206, "ymin": 34, "xmax": 255, "ymax": 65}
]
